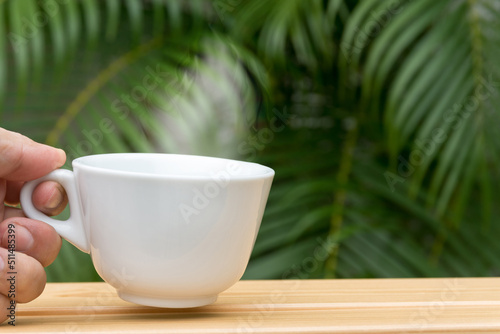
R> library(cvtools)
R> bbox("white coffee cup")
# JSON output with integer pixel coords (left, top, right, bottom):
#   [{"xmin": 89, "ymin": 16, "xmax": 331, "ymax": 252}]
[{"xmin": 20, "ymin": 153, "xmax": 274, "ymax": 308}]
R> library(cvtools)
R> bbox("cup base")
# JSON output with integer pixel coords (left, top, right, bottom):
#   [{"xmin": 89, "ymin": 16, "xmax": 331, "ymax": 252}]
[{"xmin": 118, "ymin": 291, "xmax": 218, "ymax": 308}]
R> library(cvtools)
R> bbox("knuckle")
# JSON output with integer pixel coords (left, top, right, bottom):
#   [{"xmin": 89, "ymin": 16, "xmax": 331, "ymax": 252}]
[
  {"xmin": 0, "ymin": 250, "xmax": 46, "ymax": 303},
  {"xmin": 0, "ymin": 294, "xmax": 12, "ymax": 324},
  {"xmin": 0, "ymin": 137, "xmax": 24, "ymax": 177},
  {"xmin": 16, "ymin": 253, "xmax": 46, "ymax": 303}
]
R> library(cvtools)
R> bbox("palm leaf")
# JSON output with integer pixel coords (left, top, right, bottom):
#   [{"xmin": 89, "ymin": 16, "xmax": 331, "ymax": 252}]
[
  {"xmin": 347, "ymin": 0, "xmax": 500, "ymax": 224},
  {"xmin": 231, "ymin": 0, "xmax": 340, "ymax": 69},
  {"xmin": 3, "ymin": 0, "xmax": 500, "ymax": 284},
  {"xmin": 1, "ymin": 1, "xmax": 267, "ymax": 282}
]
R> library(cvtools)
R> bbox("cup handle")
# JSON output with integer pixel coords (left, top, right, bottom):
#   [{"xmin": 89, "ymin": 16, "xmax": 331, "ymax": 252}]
[{"xmin": 20, "ymin": 169, "xmax": 90, "ymax": 253}]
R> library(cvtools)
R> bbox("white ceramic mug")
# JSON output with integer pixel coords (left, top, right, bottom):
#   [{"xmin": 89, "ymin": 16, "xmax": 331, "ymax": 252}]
[{"xmin": 20, "ymin": 153, "xmax": 274, "ymax": 308}]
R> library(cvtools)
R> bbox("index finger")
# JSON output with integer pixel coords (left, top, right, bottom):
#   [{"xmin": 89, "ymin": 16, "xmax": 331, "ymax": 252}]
[{"xmin": 0, "ymin": 128, "xmax": 66, "ymax": 181}]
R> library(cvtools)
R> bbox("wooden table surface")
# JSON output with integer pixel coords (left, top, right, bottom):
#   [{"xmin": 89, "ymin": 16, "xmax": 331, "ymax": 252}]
[{"xmin": 9, "ymin": 278, "xmax": 500, "ymax": 333}]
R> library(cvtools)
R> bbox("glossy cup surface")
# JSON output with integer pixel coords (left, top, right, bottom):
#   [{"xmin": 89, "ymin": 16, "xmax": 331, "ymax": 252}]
[{"xmin": 73, "ymin": 154, "xmax": 274, "ymax": 307}]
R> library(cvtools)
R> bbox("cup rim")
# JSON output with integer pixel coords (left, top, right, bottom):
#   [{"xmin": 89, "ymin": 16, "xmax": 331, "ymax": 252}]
[{"xmin": 72, "ymin": 153, "xmax": 275, "ymax": 181}]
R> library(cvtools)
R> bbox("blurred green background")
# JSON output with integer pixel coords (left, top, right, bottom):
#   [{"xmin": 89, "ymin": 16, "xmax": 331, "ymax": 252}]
[{"xmin": 1, "ymin": 0, "xmax": 500, "ymax": 282}]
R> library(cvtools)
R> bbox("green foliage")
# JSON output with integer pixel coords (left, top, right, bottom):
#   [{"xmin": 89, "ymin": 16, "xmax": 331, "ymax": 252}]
[{"xmin": 1, "ymin": 0, "xmax": 500, "ymax": 281}]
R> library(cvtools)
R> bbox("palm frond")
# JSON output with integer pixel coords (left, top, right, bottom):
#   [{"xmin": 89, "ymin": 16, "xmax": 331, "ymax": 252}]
[
  {"xmin": 344, "ymin": 0, "xmax": 500, "ymax": 224},
  {"xmin": 231, "ymin": 0, "xmax": 343, "ymax": 69},
  {"xmin": 0, "ymin": 0, "xmax": 219, "ymax": 101},
  {"xmin": 3, "ymin": 0, "xmax": 500, "ymax": 283}
]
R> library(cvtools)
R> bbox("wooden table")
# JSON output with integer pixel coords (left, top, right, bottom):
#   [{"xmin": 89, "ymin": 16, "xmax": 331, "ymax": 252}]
[{"xmin": 10, "ymin": 278, "xmax": 500, "ymax": 333}]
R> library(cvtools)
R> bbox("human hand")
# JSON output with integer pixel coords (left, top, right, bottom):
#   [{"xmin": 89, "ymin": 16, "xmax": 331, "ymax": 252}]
[{"xmin": 0, "ymin": 127, "xmax": 68, "ymax": 324}]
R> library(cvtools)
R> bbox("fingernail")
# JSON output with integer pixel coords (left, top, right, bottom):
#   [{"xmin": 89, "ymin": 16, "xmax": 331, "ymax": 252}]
[
  {"xmin": 12, "ymin": 225, "xmax": 35, "ymax": 252},
  {"xmin": 46, "ymin": 185, "xmax": 64, "ymax": 210},
  {"xmin": 55, "ymin": 148, "xmax": 67, "ymax": 167},
  {"xmin": 1, "ymin": 224, "xmax": 35, "ymax": 252},
  {"xmin": 0, "ymin": 254, "xmax": 4, "ymax": 272}
]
